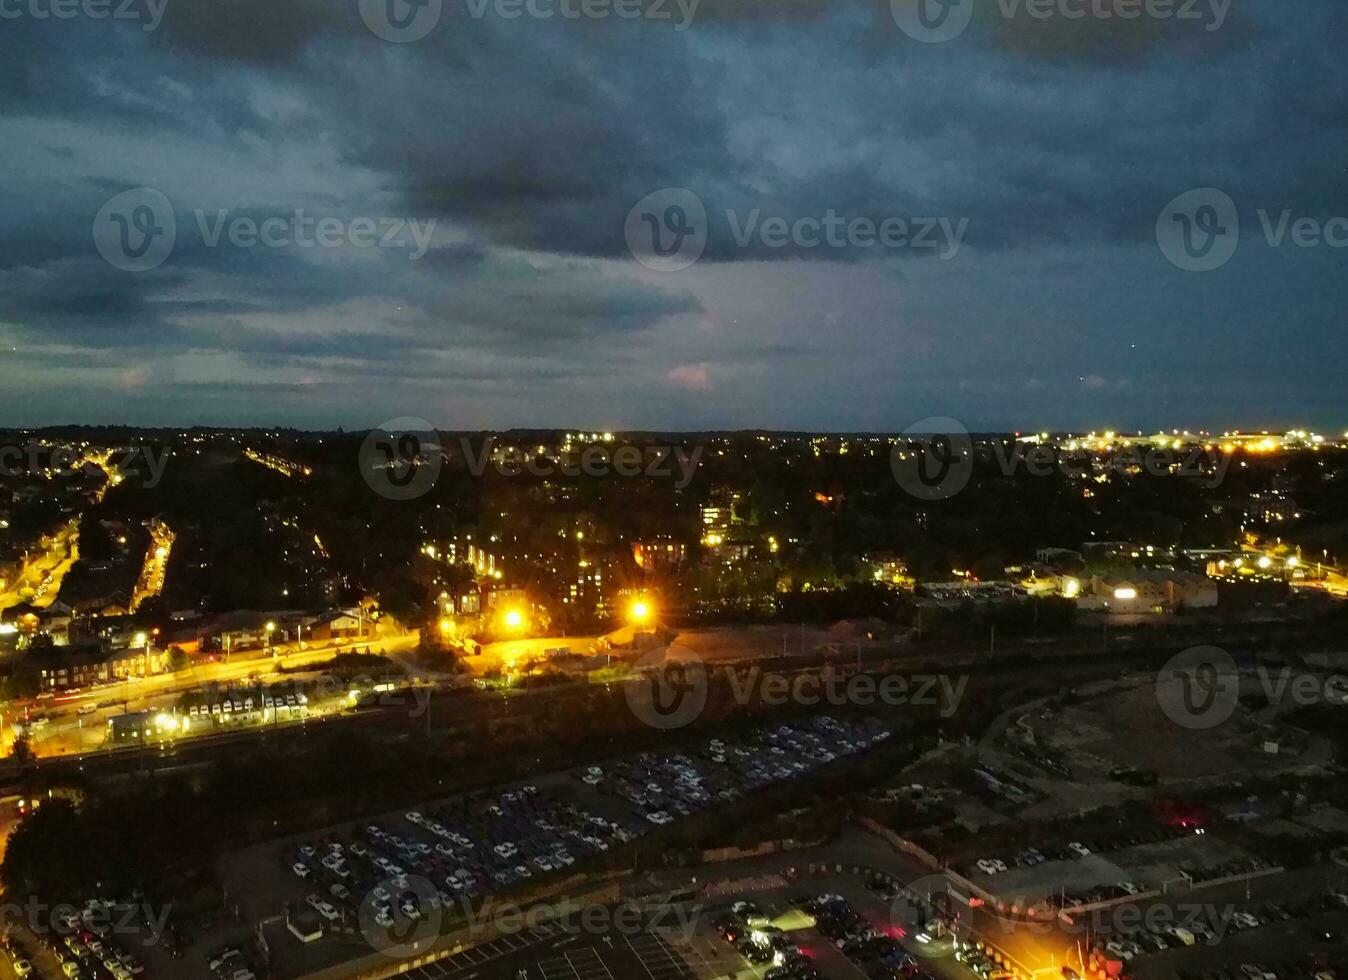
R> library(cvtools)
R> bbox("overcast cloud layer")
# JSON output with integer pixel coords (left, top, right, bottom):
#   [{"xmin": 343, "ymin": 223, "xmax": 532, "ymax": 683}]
[{"xmin": 1, "ymin": 0, "xmax": 1345, "ymax": 431}]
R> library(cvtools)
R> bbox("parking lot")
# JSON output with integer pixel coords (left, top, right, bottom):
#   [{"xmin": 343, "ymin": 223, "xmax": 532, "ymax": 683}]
[
  {"xmin": 958, "ymin": 824, "xmax": 1251, "ymax": 907},
  {"xmin": 214, "ymin": 715, "xmax": 892, "ymax": 978},
  {"xmin": 395, "ymin": 928, "xmax": 697, "ymax": 980}
]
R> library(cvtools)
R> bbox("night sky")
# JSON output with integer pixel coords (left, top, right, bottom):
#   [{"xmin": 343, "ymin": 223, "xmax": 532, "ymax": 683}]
[{"xmin": 2, "ymin": 0, "xmax": 1345, "ymax": 432}]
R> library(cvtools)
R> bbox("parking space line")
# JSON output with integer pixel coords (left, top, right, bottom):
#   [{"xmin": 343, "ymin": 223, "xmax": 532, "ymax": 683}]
[{"xmin": 623, "ymin": 933, "xmax": 693, "ymax": 980}]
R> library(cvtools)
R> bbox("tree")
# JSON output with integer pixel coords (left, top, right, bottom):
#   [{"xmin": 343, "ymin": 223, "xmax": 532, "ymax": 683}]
[
  {"xmin": 167, "ymin": 647, "xmax": 190, "ymax": 672},
  {"xmin": 1, "ymin": 663, "xmax": 42, "ymax": 701},
  {"xmin": 10, "ymin": 734, "xmax": 33, "ymax": 767}
]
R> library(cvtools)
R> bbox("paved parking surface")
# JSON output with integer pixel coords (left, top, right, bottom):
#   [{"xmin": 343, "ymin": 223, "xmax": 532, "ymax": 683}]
[
  {"xmin": 403, "ymin": 924, "xmax": 561, "ymax": 978},
  {"xmin": 397, "ymin": 929, "xmax": 697, "ymax": 980}
]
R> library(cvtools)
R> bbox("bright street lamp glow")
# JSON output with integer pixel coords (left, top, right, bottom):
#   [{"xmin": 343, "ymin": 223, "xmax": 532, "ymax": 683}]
[
  {"xmin": 504, "ymin": 609, "xmax": 523, "ymax": 629},
  {"xmin": 631, "ymin": 601, "xmax": 650, "ymax": 623}
]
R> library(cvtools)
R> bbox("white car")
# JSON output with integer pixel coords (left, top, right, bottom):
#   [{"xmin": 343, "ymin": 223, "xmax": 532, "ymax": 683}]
[
  {"xmin": 310, "ymin": 900, "xmax": 339, "ymax": 922},
  {"xmin": 1164, "ymin": 925, "xmax": 1196, "ymax": 946},
  {"xmin": 13, "ymin": 961, "xmax": 33, "ymax": 979},
  {"xmin": 1241, "ymin": 966, "xmax": 1276, "ymax": 980},
  {"xmin": 976, "ymin": 859, "xmax": 1002, "ymax": 876},
  {"xmin": 1067, "ymin": 842, "xmax": 1092, "ymax": 858}
]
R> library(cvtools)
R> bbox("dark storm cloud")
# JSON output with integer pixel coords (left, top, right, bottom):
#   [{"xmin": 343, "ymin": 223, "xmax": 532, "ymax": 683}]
[{"xmin": 1, "ymin": 0, "xmax": 1345, "ymax": 428}]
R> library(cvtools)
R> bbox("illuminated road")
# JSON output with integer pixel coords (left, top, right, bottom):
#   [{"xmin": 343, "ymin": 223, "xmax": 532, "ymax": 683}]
[
  {"xmin": 0, "ymin": 519, "xmax": 79, "ymax": 611},
  {"xmin": 15, "ymin": 632, "xmax": 422, "ymax": 757}
]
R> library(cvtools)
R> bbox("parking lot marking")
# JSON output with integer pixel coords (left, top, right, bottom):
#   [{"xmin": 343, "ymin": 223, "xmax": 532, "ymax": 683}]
[
  {"xmin": 534, "ymin": 946, "xmax": 615, "ymax": 980},
  {"xmin": 623, "ymin": 933, "xmax": 693, "ymax": 980},
  {"xmin": 667, "ymin": 936, "xmax": 751, "ymax": 980},
  {"xmin": 422, "ymin": 926, "xmax": 560, "ymax": 978}
]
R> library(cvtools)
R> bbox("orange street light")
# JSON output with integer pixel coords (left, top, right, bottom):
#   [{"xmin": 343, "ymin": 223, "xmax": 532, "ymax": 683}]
[
  {"xmin": 630, "ymin": 599, "xmax": 652, "ymax": 624},
  {"xmin": 504, "ymin": 609, "xmax": 524, "ymax": 629}
]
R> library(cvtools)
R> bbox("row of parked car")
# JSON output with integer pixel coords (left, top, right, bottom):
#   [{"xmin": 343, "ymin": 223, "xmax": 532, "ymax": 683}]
[
  {"xmin": 280, "ymin": 714, "xmax": 893, "ymax": 946},
  {"xmin": 713, "ymin": 898, "xmax": 819, "ymax": 979},
  {"xmin": 964, "ymin": 821, "xmax": 1203, "ymax": 881},
  {"xmin": 206, "ymin": 944, "xmax": 260, "ymax": 980},
  {"xmin": 584, "ymin": 717, "xmax": 892, "ymax": 827},
  {"xmin": 1097, "ymin": 890, "xmax": 1348, "ymax": 968},
  {"xmin": 1, "ymin": 900, "xmax": 150, "ymax": 980},
  {"xmin": 1178, "ymin": 962, "xmax": 1338, "ymax": 980},
  {"xmin": 803, "ymin": 894, "xmax": 930, "ymax": 980}
]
